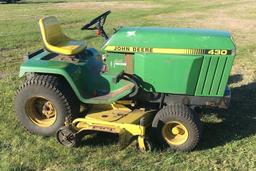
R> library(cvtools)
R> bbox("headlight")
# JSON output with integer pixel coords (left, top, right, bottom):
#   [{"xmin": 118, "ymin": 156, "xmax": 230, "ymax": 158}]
[{"xmin": 102, "ymin": 54, "xmax": 107, "ymax": 62}]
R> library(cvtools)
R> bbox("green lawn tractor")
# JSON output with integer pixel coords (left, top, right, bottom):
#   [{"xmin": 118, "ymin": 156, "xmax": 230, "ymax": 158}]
[{"xmin": 15, "ymin": 11, "xmax": 236, "ymax": 152}]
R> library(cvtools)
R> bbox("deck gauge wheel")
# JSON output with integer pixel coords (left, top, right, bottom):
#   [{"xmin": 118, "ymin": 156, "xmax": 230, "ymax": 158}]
[{"xmin": 56, "ymin": 126, "xmax": 78, "ymax": 147}]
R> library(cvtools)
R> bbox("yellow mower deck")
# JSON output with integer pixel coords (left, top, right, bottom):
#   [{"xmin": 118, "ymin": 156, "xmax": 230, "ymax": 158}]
[{"xmin": 70, "ymin": 102, "xmax": 156, "ymax": 151}]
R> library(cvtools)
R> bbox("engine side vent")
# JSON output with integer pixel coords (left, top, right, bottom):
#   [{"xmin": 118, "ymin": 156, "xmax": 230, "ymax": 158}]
[{"xmin": 195, "ymin": 55, "xmax": 234, "ymax": 96}]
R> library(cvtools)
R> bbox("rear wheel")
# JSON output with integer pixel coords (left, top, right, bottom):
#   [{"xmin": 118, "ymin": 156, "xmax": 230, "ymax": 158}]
[
  {"xmin": 15, "ymin": 74, "xmax": 79, "ymax": 136},
  {"xmin": 152, "ymin": 104, "xmax": 201, "ymax": 152}
]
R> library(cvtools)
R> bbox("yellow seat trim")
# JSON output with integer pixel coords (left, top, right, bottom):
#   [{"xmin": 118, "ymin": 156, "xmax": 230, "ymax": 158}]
[{"xmin": 39, "ymin": 16, "xmax": 86, "ymax": 55}]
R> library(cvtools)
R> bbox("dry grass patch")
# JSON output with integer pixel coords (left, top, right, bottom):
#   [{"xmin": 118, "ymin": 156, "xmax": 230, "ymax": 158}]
[
  {"xmin": 146, "ymin": 1, "xmax": 256, "ymax": 33},
  {"xmin": 54, "ymin": 1, "xmax": 164, "ymax": 11},
  {"xmin": 148, "ymin": 5, "xmax": 256, "ymax": 36}
]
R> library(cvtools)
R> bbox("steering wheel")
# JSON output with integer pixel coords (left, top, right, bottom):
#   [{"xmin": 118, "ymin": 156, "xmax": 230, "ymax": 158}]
[{"xmin": 81, "ymin": 11, "xmax": 111, "ymax": 32}]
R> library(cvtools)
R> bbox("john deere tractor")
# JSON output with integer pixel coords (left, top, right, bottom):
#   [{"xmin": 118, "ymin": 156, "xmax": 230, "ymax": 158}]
[{"xmin": 15, "ymin": 11, "xmax": 235, "ymax": 152}]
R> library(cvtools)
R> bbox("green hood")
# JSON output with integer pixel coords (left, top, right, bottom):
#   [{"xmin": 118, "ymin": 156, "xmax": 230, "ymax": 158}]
[{"xmin": 103, "ymin": 27, "xmax": 235, "ymax": 50}]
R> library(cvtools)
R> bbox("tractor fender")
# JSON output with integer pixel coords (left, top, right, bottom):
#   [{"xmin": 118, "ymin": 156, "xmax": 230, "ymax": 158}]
[{"xmin": 19, "ymin": 60, "xmax": 85, "ymax": 103}]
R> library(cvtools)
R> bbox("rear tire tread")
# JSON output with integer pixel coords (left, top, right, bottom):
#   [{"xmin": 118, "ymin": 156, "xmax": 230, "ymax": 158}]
[{"xmin": 15, "ymin": 74, "xmax": 79, "ymax": 135}]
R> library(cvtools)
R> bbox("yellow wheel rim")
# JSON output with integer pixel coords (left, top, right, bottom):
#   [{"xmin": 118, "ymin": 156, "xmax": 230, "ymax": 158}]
[
  {"xmin": 162, "ymin": 121, "xmax": 189, "ymax": 145},
  {"xmin": 25, "ymin": 97, "xmax": 57, "ymax": 127}
]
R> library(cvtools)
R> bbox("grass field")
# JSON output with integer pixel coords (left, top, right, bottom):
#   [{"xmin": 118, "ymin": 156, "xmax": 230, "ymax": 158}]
[{"xmin": 1, "ymin": 0, "xmax": 256, "ymax": 170}]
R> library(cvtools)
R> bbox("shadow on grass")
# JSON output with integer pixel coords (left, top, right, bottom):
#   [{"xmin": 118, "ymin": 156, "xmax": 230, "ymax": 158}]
[
  {"xmin": 198, "ymin": 75, "xmax": 256, "ymax": 150},
  {"xmin": 78, "ymin": 131, "xmax": 119, "ymax": 147}
]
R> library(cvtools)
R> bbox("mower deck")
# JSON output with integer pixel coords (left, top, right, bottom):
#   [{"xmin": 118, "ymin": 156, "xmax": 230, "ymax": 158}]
[{"xmin": 68, "ymin": 103, "xmax": 156, "ymax": 151}]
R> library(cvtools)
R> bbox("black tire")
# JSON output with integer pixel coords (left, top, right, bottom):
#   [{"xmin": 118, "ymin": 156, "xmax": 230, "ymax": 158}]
[
  {"xmin": 152, "ymin": 104, "xmax": 201, "ymax": 152},
  {"xmin": 15, "ymin": 74, "xmax": 80, "ymax": 136}
]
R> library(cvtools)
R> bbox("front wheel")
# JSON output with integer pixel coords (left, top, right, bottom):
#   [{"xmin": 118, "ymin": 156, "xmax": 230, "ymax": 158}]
[
  {"xmin": 15, "ymin": 75, "xmax": 79, "ymax": 136},
  {"xmin": 152, "ymin": 104, "xmax": 201, "ymax": 152}
]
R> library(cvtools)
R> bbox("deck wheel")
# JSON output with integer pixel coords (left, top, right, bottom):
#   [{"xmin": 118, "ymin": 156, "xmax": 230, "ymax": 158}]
[{"xmin": 56, "ymin": 126, "xmax": 78, "ymax": 147}]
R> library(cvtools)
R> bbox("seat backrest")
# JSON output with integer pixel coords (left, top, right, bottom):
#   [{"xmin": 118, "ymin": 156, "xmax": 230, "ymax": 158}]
[{"xmin": 38, "ymin": 16, "xmax": 66, "ymax": 45}]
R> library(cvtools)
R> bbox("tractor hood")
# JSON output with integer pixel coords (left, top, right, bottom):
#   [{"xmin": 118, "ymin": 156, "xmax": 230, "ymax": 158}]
[{"xmin": 102, "ymin": 27, "xmax": 235, "ymax": 53}]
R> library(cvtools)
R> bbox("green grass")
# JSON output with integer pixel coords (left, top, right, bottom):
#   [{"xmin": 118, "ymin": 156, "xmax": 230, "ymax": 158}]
[{"xmin": 1, "ymin": 0, "xmax": 256, "ymax": 170}]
